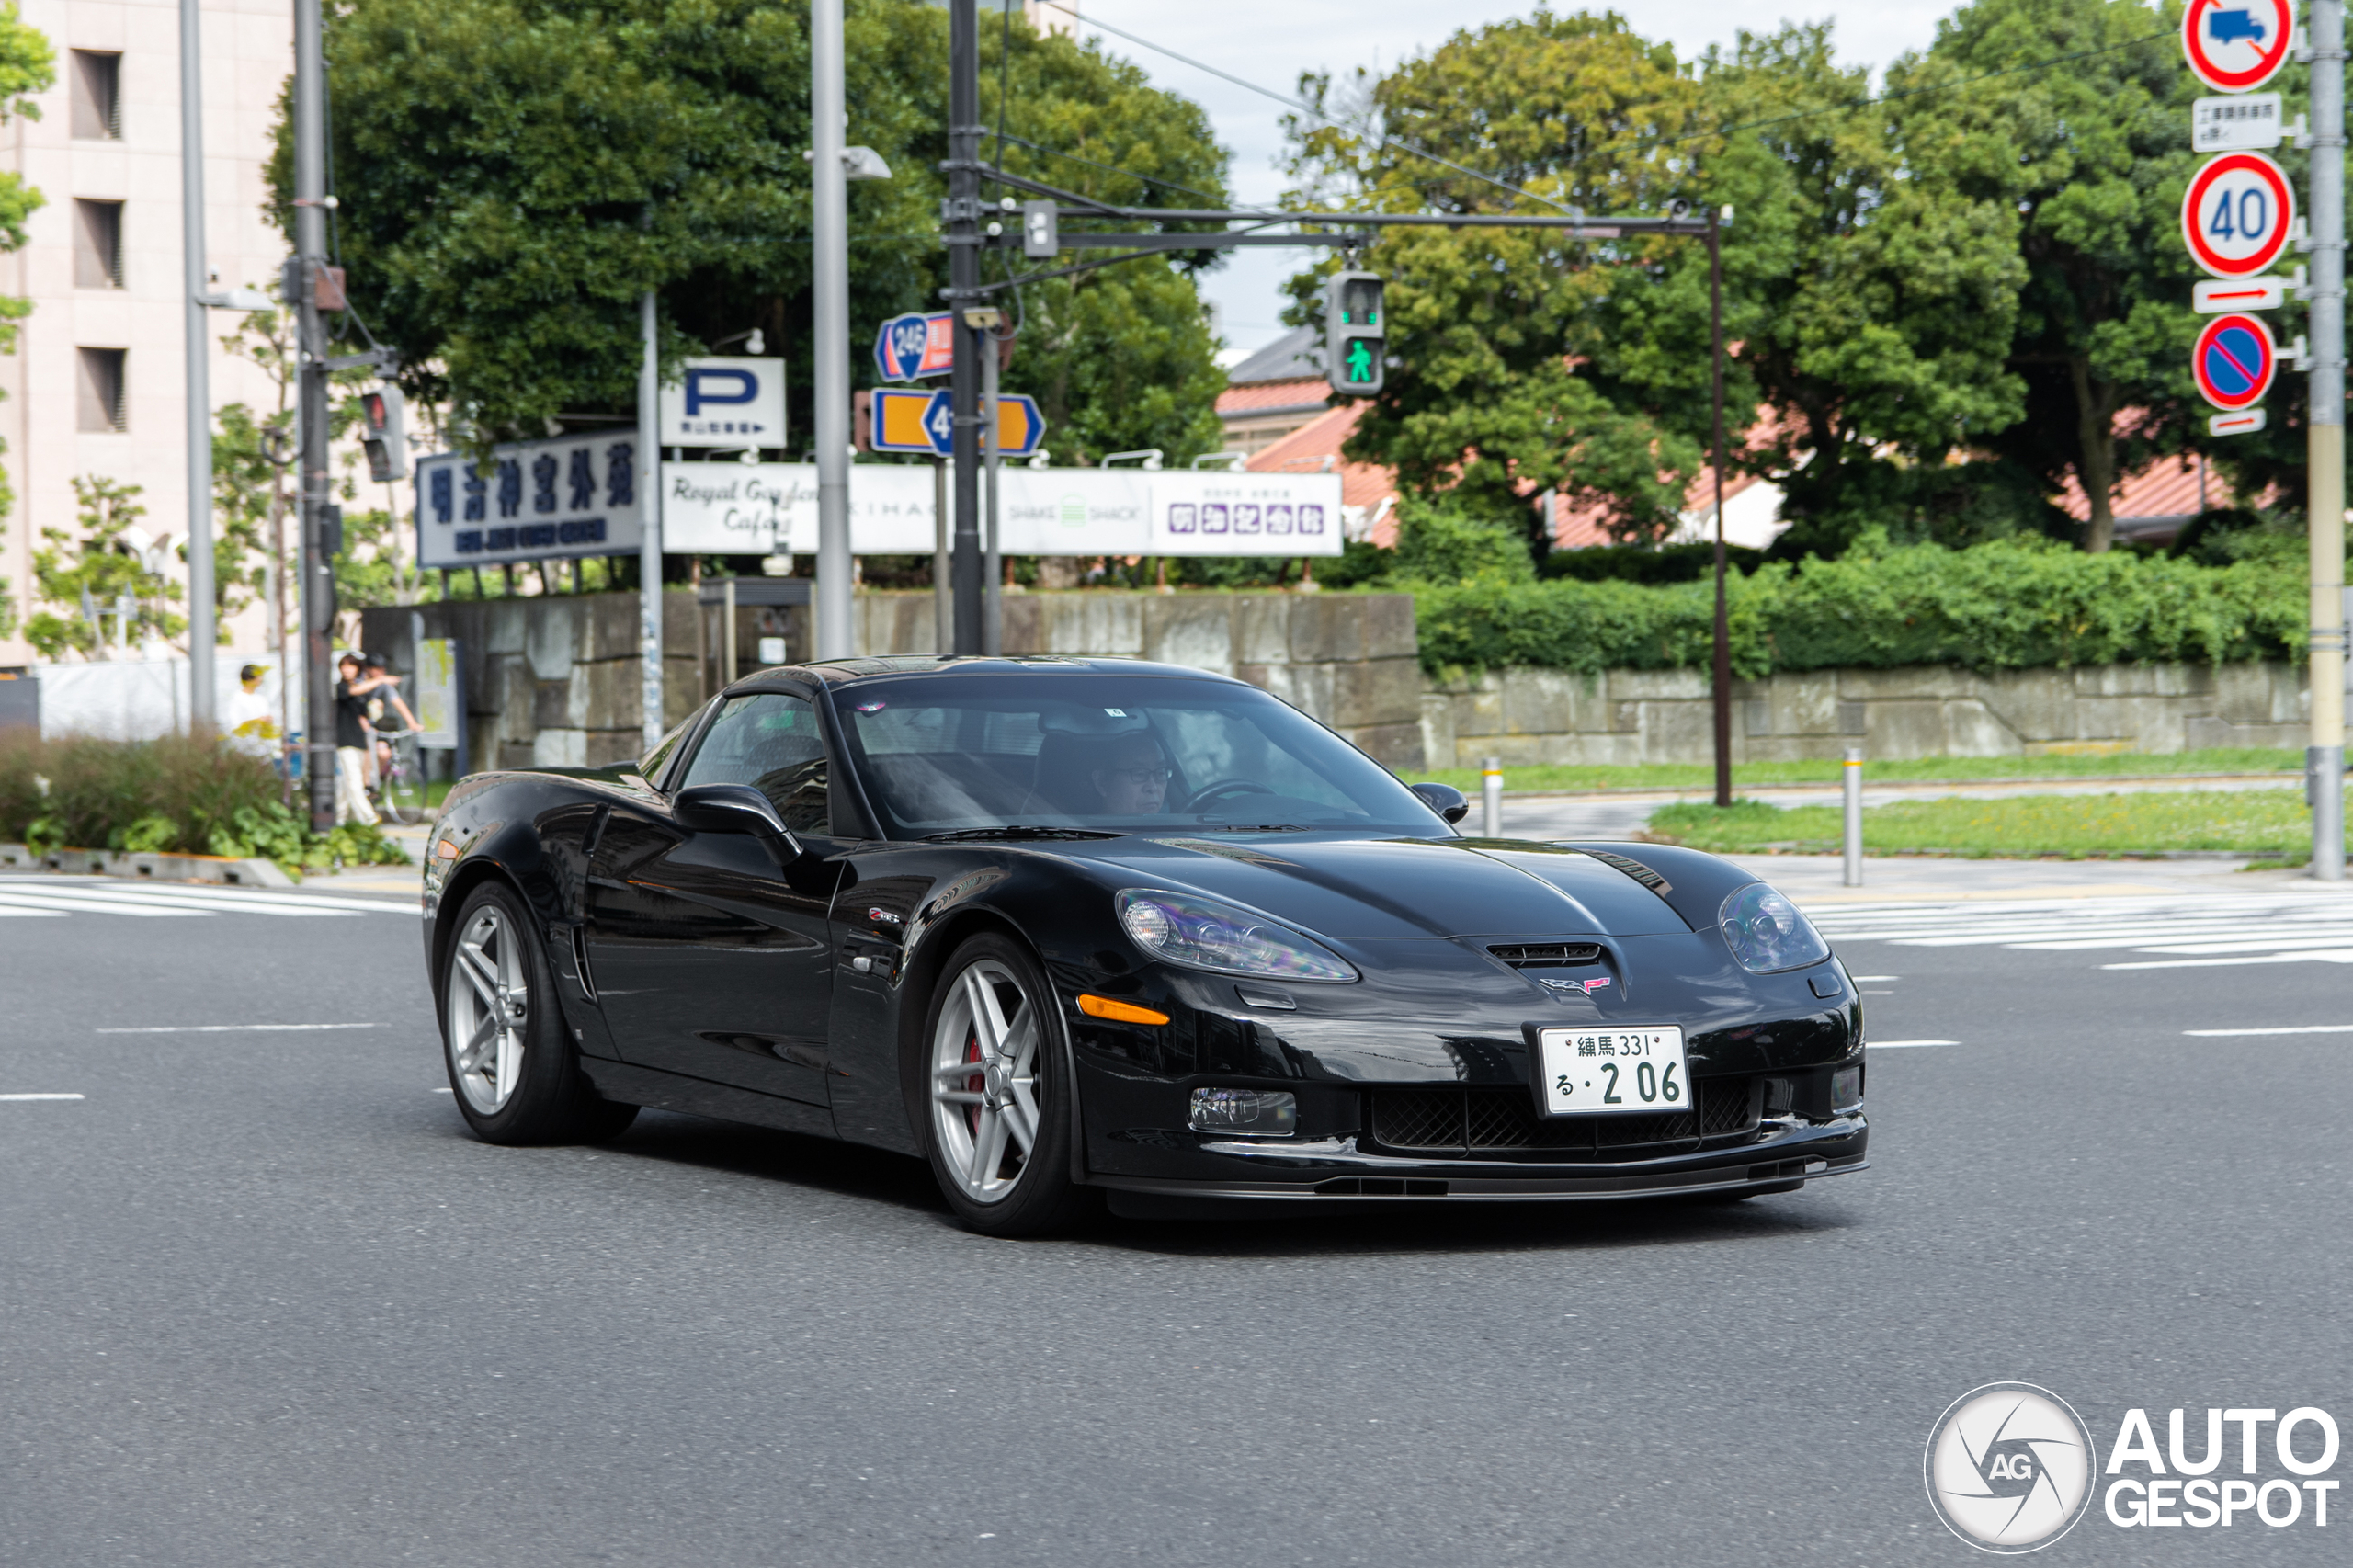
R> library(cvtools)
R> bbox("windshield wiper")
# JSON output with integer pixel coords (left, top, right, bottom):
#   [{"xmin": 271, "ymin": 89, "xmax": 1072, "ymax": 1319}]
[
  {"xmin": 1186, "ymin": 823, "xmax": 1312, "ymax": 833},
  {"xmin": 920, "ymin": 825, "xmax": 1129, "ymax": 843}
]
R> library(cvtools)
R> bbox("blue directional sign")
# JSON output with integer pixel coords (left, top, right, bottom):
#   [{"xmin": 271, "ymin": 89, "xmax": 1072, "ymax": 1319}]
[
  {"xmin": 870, "ymin": 388, "xmax": 952, "ymax": 454},
  {"xmin": 873, "ymin": 312, "xmax": 955, "ymax": 382}
]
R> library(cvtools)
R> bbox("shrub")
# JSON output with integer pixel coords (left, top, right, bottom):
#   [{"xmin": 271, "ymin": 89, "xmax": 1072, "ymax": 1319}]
[
  {"xmin": 0, "ymin": 732, "xmax": 410, "ymax": 875},
  {"xmin": 1410, "ymin": 531, "xmax": 2307, "ymax": 679}
]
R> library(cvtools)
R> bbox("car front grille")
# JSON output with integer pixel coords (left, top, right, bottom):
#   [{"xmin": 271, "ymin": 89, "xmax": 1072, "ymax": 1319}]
[{"xmin": 1367, "ymin": 1077, "xmax": 1762, "ymax": 1160}]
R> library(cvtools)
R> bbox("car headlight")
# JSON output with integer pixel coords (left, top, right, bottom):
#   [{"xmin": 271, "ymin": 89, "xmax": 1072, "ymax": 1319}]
[
  {"xmin": 1117, "ymin": 889, "xmax": 1358, "ymax": 983},
  {"xmin": 1719, "ymin": 883, "xmax": 1831, "ymax": 974}
]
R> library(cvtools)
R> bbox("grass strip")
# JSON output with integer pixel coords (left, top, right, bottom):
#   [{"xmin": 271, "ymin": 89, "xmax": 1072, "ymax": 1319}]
[
  {"xmin": 1411, "ymin": 747, "xmax": 2302, "ymax": 796},
  {"xmin": 1643, "ymin": 789, "xmax": 2346, "ymax": 859}
]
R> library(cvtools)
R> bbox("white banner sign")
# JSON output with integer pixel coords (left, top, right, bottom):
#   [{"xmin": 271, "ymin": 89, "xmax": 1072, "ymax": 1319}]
[
  {"xmin": 414, "ymin": 433, "xmax": 644, "ymax": 569},
  {"xmin": 657, "ymin": 463, "xmax": 1339, "ymax": 557},
  {"xmin": 1147, "ymin": 471, "xmax": 1343, "ymax": 556}
]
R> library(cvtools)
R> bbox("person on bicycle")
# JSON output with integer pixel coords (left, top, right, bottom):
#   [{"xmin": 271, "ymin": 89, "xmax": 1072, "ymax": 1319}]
[{"xmin": 357, "ymin": 653, "xmax": 419, "ymax": 790}]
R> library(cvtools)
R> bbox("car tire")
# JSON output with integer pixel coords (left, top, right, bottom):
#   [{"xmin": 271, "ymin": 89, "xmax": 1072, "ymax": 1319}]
[
  {"xmin": 917, "ymin": 933, "xmax": 1092, "ymax": 1237},
  {"xmin": 440, "ymin": 882, "xmax": 638, "ymax": 1145}
]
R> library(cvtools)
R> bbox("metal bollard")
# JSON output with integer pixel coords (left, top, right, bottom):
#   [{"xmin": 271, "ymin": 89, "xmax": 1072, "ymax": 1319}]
[
  {"xmin": 1841, "ymin": 746, "xmax": 1864, "ymax": 887},
  {"xmin": 1482, "ymin": 756, "xmax": 1503, "ymax": 838}
]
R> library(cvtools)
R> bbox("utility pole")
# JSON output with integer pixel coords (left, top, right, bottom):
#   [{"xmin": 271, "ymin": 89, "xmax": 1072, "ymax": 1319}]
[
  {"xmin": 946, "ymin": 0, "xmax": 983, "ymax": 654},
  {"xmin": 811, "ymin": 0, "xmax": 853, "ymax": 660},
  {"xmin": 1708, "ymin": 207, "xmax": 1733, "ymax": 811},
  {"xmin": 980, "ymin": 312, "xmax": 1003, "ymax": 653},
  {"xmin": 179, "ymin": 0, "xmax": 215, "ymax": 731},
  {"xmin": 637, "ymin": 290, "xmax": 664, "ymax": 749},
  {"xmin": 2310, "ymin": 0, "xmax": 2347, "ymax": 881},
  {"xmin": 292, "ymin": 0, "xmax": 334, "ymax": 832}
]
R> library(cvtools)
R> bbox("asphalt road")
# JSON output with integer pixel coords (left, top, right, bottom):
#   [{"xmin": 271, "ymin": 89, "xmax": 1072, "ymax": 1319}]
[{"xmin": 3, "ymin": 873, "xmax": 2347, "ymax": 1565}]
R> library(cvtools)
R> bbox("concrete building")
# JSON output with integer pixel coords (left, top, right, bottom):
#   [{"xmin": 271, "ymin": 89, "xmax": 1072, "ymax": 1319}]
[{"xmin": 1, "ymin": 0, "xmax": 292, "ymax": 668}]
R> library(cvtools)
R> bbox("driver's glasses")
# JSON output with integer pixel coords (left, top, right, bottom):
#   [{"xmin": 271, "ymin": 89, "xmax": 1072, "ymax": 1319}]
[{"xmin": 1108, "ymin": 767, "xmax": 1172, "ymax": 785}]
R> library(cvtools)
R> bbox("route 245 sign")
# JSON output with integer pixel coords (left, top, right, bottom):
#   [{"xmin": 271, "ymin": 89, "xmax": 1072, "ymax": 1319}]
[{"xmin": 2180, "ymin": 152, "xmax": 2295, "ymax": 278}]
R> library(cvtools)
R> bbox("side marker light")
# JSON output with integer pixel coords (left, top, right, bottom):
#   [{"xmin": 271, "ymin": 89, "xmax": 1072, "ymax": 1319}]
[{"xmin": 1078, "ymin": 994, "xmax": 1169, "ymax": 1026}]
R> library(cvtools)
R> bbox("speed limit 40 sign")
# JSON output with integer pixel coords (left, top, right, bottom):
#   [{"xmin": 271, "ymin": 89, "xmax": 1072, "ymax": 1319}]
[{"xmin": 2180, "ymin": 152, "xmax": 2295, "ymax": 278}]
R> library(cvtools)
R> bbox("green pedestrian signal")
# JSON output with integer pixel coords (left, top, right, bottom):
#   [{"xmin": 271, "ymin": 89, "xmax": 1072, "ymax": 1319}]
[{"xmin": 1324, "ymin": 270, "xmax": 1385, "ymax": 396}]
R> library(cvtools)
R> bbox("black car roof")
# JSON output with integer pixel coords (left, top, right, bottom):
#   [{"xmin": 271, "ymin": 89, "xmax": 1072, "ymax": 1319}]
[{"xmin": 762, "ymin": 656, "xmax": 1249, "ymax": 687}]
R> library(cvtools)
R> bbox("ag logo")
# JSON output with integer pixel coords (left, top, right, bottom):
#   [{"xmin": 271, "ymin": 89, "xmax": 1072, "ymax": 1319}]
[{"xmin": 1924, "ymin": 1383, "xmax": 2095, "ymax": 1552}]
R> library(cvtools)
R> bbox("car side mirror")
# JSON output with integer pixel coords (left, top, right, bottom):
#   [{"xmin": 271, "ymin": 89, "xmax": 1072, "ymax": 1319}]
[
  {"xmin": 674, "ymin": 782, "xmax": 805, "ymax": 864},
  {"xmin": 1408, "ymin": 781, "xmax": 1470, "ymax": 824}
]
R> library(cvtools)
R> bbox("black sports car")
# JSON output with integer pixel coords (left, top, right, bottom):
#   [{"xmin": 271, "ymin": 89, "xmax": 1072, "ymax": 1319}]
[{"xmin": 421, "ymin": 657, "xmax": 1867, "ymax": 1234}]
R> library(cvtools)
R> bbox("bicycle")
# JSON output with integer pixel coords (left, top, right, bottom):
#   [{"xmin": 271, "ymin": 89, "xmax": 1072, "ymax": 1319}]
[{"xmin": 369, "ymin": 727, "xmax": 429, "ymax": 825}]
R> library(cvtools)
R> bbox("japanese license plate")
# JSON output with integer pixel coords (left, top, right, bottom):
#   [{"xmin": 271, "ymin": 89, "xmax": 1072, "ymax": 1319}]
[{"xmin": 1535, "ymin": 1026, "xmax": 1688, "ymax": 1117}]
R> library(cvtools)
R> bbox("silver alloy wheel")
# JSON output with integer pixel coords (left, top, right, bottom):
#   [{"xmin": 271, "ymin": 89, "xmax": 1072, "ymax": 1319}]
[
  {"xmin": 929, "ymin": 958, "xmax": 1042, "ymax": 1204},
  {"xmin": 447, "ymin": 904, "xmax": 530, "ymax": 1113}
]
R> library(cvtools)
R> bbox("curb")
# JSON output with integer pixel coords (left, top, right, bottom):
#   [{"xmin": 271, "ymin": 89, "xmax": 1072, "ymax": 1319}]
[{"xmin": 0, "ymin": 842, "xmax": 295, "ymax": 888}]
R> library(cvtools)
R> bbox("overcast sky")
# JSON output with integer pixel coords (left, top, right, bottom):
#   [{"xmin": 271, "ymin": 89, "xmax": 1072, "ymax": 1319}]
[{"xmin": 1055, "ymin": 0, "xmax": 1965, "ymax": 353}]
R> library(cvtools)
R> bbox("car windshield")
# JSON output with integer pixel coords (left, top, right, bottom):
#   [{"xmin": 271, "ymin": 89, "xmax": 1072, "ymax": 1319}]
[{"xmin": 830, "ymin": 671, "xmax": 1448, "ymax": 838}]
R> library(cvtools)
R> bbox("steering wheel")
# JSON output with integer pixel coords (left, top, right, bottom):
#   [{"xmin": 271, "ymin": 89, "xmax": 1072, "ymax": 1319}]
[{"xmin": 1181, "ymin": 779, "xmax": 1277, "ymax": 813}]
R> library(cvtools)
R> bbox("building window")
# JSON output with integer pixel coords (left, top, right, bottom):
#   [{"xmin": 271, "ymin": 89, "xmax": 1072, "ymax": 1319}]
[
  {"xmin": 70, "ymin": 51, "xmax": 121, "ymax": 141},
  {"xmin": 74, "ymin": 200, "xmax": 123, "ymax": 290},
  {"xmin": 77, "ymin": 348, "xmax": 126, "ymax": 433}
]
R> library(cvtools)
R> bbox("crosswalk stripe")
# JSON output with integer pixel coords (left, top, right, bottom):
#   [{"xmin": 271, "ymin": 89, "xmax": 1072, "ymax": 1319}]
[
  {"xmin": 0, "ymin": 878, "xmax": 411, "ymax": 919},
  {"xmin": 1812, "ymin": 894, "xmax": 2353, "ymax": 966}
]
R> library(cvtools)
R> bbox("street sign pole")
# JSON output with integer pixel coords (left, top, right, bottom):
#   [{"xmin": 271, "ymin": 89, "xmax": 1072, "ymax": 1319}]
[
  {"xmin": 293, "ymin": 0, "xmax": 335, "ymax": 833},
  {"xmin": 179, "ymin": 0, "xmax": 214, "ymax": 732},
  {"xmin": 2310, "ymin": 0, "xmax": 2347, "ymax": 880},
  {"xmin": 637, "ymin": 290, "xmax": 665, "ymax": 751},
  {"xmin": 980, "ymin": 312, "xmax": 1003, "ymax": 654},
  {"xmin": 946, "ymin": 0, "xmax": 983, "ymax": 655},
  {"xmin": 1709, "ymin": 207, "xmax": 1733, "ymax": 811},
  {"xmin": 812, "ymin": 0, "xmax": 853, "ymax": 661}
]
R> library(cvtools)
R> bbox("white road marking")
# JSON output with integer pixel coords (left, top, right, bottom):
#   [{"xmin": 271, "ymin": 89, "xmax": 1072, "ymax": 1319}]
[
  {"xmin": 2104, "ymin": 949, "xmax": 2353, "ymax": 970},
  {"xmin": 1848, "ymin": 975, "xmax": 1901, "ymax": 983},
  {"xmin": 94, "ymin": 1022, "xmax": 382, "ymax": 1034},
  {"xmin": 0, "ymin": 879, "xmax": 410, "ymax": 920},
  {"xmin": 1813, "ymin": 896, "xmax": 2353, "ymax": 969},
  {"xmin": 2182, "ymin": 1023, "xmax": 2353, "ymax": 1037},
  {"xmin": 0, "ymin": 1093, "xmax": 85, "ymax": 1101},
  {"xmin": 1869, "ymin": 1040, "xmax": 1961, "ymax": 1049},
  {"xmin": 432, "ymin": 1086, "xmax": 453, "ymax": 1094}
]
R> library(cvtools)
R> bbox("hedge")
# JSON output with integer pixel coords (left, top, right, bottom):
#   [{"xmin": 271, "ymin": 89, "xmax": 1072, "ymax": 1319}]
[
  {"xmin": 0, "ymin": 733, "xmax": 410, "ymax": 875},
  {"xmin": 1410, "ymin": 536, "xmax": 2307, "ymax": 679}
]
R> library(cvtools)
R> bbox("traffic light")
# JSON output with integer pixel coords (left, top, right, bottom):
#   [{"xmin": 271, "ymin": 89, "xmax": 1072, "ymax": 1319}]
[
  {"xmin": 358, "ymin": 383, "xmax": 407, "ymax": 483},
  {"xmin": 1325, "ymin": 270, "xmax": 1385, "ymax": 396}
]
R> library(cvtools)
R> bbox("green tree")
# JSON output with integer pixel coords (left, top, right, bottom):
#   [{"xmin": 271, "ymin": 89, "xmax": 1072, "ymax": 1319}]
[
  {"xmin": 1915, "ymin": 0, "xmax": 2206, "ymax": 551},
  {"xmin": 1280, "ymin": 13, "xmax": 1711, "ymax": 543},
  {"xmin": 291, "ymin": 0, "xmax": 1228, "ymax": 466},
  {"xmin": 0, "ymin": 2, "xmax": 55, "ymax": 634},
  {"xmin": 26, "ymin": 479, "xmax": 181, "ymax": 658}
]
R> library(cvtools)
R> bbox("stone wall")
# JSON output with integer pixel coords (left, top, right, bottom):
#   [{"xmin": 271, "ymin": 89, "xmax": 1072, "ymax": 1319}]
[
  {"xmin": 1420, "ymin": 661, "xmax": 2326, "ymax": 767},
  {"xmin": 850, "ymin": 591, "xmax": 1424, "ymax": 767},
  {"xmin": 364, "ymin": 589, "xmax": 1425, "ymax": 772},
  {"xmin": 362, "ymin": 593, "xmax": 706, "ymax": 772}
]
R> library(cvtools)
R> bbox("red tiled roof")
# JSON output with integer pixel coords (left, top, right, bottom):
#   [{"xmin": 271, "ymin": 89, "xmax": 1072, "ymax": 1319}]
[
  {"xmin": 1216, "ymin": 379, "xmax": 1331, "ymax": 415},
  {"xmin": 2057, "ymin": 451, "xmax": 2235, "ymax": 521},
  {"xmin": 1245, "ymin": 403, "xmax": 1399, "ymax": 537}
]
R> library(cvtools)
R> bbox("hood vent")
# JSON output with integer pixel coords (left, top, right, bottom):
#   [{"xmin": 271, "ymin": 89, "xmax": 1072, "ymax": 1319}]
[
  {"xmin": 1488, "ymin": 942, "xmax": 1602, "ymax": 968},
  {"xmin": 1579, "ymin": 848, "xmax": 1672, "ymax": 894}
]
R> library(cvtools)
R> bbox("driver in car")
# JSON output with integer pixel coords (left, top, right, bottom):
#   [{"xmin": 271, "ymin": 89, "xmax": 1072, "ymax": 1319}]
[{"xmin": 1088, "ymin": 733, "xmax": 1172, "ymax": 815}]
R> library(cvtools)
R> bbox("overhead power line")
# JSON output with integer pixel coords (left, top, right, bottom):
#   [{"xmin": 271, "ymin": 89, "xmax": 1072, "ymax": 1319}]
[{"xmin": 1031, "ymin": 0, "xmax": 1578, "ymax": 215}]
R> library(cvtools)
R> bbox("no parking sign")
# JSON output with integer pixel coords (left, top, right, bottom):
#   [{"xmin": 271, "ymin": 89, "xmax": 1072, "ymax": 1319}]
[
  {"xmin": 2180, "ymin": 152, "xmax": 2295, "ymax": 278},
  {"xmin": 2192, "ymin": 312, "xmax": 2277, "ymax": 410}
]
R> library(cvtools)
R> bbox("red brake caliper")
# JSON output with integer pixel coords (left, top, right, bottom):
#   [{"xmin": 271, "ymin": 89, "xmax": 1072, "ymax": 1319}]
[{"xmin": 963, "ymin": 1026, "xmax": 983, "ymax": 1136}]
